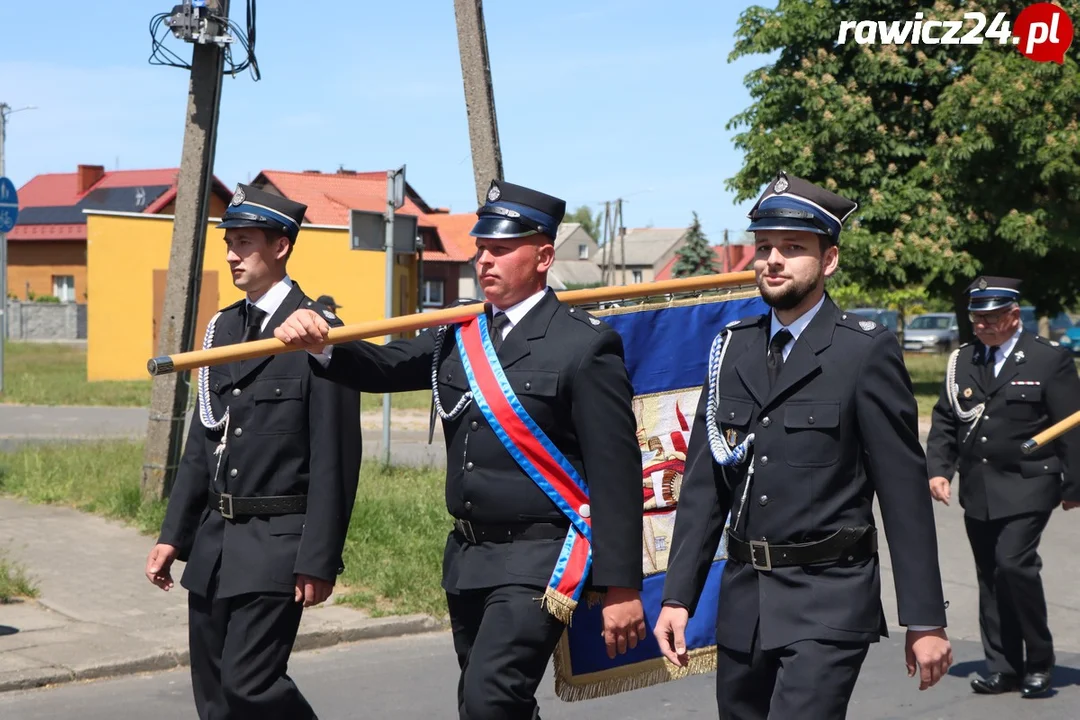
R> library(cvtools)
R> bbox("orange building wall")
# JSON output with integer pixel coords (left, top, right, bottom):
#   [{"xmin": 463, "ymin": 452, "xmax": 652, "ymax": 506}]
[{"xmin": 7, "ymin": 241, "xmax": 87, "ymax": 301}]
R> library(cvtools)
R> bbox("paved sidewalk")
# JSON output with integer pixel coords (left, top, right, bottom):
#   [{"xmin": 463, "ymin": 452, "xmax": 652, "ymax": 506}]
[
  {"xmin": 0, "ymin": 404, "xmax": 448, "ymax": 467},
  {"xmin": 0, "ymin": 498, "xmax": 441, "ymax": 692}
]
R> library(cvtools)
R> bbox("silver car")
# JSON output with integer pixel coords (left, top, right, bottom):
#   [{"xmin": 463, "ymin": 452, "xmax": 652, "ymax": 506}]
[{"xmin": 903, "ymin": 312, "xmax": 959, "ymax": 353}]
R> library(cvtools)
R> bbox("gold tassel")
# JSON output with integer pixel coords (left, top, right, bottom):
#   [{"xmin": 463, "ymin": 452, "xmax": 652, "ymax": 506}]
[{"xmin": 539, "ymin": 588, "xmax": 578, "ymax": 625}]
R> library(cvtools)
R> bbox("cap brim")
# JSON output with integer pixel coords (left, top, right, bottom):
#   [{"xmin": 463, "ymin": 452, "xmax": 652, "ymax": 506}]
[
  {"xmin": 969, "ymin": 298, "xmax": 1018, "ymax": 312},
  {"xmin": 469, "ymin": 217, "xmax": 541, "ymax": 239},
  {"xmin": 747, "ymin": 217, "xmax": 831, "ymax": 236},
  {"xmin": 217, "ymin": 217, "xmax": 276, "ymax": 230}
]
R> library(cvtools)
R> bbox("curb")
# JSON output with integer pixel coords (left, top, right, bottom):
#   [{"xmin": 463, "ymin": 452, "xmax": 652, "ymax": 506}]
[{"xmin": 0, "ymin": 613, "xmax": 446, "ymax": 694}]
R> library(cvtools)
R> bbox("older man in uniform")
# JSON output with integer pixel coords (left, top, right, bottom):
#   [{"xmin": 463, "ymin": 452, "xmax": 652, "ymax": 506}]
[
  {"xmin": 144, "ymin": 184, "xmax": 362, "ymax": 720},
  {"xmin": 653, "ymin": 172, "xmax": 953, "ymax": 719},
  {"xmin": 927, "ymin": 276, "xmax": 1080, "ymax": 698},
  {"xmin": 274, "ymin": 179, "xmax": 646, "ymax": 720}
]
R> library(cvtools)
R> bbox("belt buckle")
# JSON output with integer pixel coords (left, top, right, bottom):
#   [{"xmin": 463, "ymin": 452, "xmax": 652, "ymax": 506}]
[
  {"xmin": 456, "ymin": 519, "xmax": 476, "ymax": 543},
  {"xmin": 749, "ymin": 540, "xmax": 772, "ymax": 571},
  {"xmin": 219, "ymin": 493, "xmax": 234, "ymax": 520}
]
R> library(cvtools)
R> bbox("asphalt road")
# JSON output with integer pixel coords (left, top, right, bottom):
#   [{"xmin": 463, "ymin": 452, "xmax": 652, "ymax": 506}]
[{"xmin": 1, "ymin": 631, "xmax": 1078, "ymax": 719}]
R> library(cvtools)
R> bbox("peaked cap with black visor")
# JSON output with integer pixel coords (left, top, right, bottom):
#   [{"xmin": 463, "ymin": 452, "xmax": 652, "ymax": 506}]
[
  {"xmin": 470, "ymin": 180, "xmax": 567, "ymax": 240},
  {"xmin": 966, "ymin": 276, "xmax": 1022, "ymax": 313},
  {"xmin": 218, "ymin": 183, "xmax": 308, "ymax": 243},
  {"xmin": 746, "ymin": 171, "xmax": 858, "ymax": 245}
]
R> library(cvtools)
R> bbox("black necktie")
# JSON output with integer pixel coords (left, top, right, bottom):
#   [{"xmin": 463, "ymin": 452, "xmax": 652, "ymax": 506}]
[
  {"xmin": 490, "ymin": 312, "xmax": 510, "ymax": 352},
  {"xmin": 767, "ymin": 328, "xmax": 793, "ymax": 389},
  {"xmin": 981, "ymin": 345, "xmax": 999, "ymax": 385},
  {"xmin": 243, "ymin": 305, "xmax": 268, "ymax": 343}
]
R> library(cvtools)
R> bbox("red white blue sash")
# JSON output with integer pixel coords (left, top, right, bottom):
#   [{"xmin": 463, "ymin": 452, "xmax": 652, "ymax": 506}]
[{"xmin": 456, "ymin": 313, "xmax": 592, "ymax": 622}]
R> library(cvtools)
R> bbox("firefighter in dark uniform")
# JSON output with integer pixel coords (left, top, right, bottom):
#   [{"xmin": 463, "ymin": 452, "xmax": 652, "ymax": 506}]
[
  {"xmin": 145, "ymin": 184, "xmax": 362, "ymax": 720},
  {"xmin": 927, "ymin": 276, "xmax": 1080, "ymax": 698},
  {"xmin": 653, "ymin": 172, "xmax": 953, "ymax": 720},
  {"xmin": 274, "ymin": 179, "xmax": 647, "ymax": 720}
]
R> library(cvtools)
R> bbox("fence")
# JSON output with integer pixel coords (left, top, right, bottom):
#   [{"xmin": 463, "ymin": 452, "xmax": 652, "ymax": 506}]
[{"xmin": 5, "ymin": 301, "xmax": 87, "ymax": 341}]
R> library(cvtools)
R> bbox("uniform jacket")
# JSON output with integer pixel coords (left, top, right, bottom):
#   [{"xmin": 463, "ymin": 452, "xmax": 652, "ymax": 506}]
[
  {"xmin": 158, "ymin": 283, "xmax": 362, "ymax": 599},
  {"xmin": 316, "ymin": 289, "xmax": 643, "ymax": 593},
  {"xmin": 926, "ymin": 331, "xmax": 1080, "ymax": 521},
  {"xmin": 662, "ymin": 296, "xmax": 948, "ymax": 652}
]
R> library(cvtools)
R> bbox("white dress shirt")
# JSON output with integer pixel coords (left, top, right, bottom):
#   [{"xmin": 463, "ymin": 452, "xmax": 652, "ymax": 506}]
[
  {"xmin": 246, "ymin": 275, "xmax": 294, "ymax": 331},
  {"xmin": 767, "ymin": 293, "xmax": 826, "ymax": 359},
  {"xmin": 986, "ymin": 327, "xmax": 1023, "ymax": 377},
  {"xmin": 490, "ymin": 288, "xmax": 549, "ymax": 340}
]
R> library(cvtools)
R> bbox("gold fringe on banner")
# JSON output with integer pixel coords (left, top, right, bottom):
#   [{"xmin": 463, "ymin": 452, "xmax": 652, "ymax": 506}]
[{"xmin": 552, "ymin": 642, "xmax": 718, "ymax": 702}]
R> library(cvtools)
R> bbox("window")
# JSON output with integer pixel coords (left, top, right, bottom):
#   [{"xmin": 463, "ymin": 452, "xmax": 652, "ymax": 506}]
[
  {"xmin": 52, "ymin": 275, "xmax": 75, "ymax": 302},
  {"xmin": 422, "ymin": 279, "xmax": 445, "ymax": 308},
  {"xmin": 578, "ymin": 243, "xmax": 589, "ymax": 260},
  {"xmin": 632, "ymin": 270, "xmax": 643, "ymax": 284}
]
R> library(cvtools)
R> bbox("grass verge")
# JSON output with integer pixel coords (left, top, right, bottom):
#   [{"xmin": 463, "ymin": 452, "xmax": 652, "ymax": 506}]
[
  {"xmin": 0, "ymin": 552, "xmax": 39, "ymax": 603},
  {"xmin": 0, "ymin": 342, "xmax": 150, "ymax": 407},
  {"xmin": 903, "ymin": 352, "xmax": 948, "ymax": 418},
  {"xmin": 1, "ymin": 341, "xmax": 432, "ymax": 412},
  {"xmin": 0, "ymin": 440, "xmax": 449, "ymax": 618}
]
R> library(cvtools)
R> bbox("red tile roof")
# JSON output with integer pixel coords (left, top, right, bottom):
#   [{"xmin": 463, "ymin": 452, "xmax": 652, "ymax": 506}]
[
  {"xmin": 255, "ymin": 170, "xmax": 479, "ymax": 265},
  {"xmin": 654, "ymin": 245, "xmax": 755, "ymax": 281},
  {"xmin": 424, "ymin": 213, "xmax": 478, "ymax": 263},
  {"xmin": 256, "ymin": 170, "xmax": 437, "ymax": 228},
  {"xmin": 8, "ymin": 166, "xmax": 229, "ymax": 242}
]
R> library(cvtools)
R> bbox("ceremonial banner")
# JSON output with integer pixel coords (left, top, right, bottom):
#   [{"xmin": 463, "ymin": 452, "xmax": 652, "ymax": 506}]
[{"xmin": 553, "ymin": 289, "xmax": 769, "ymax": 701}]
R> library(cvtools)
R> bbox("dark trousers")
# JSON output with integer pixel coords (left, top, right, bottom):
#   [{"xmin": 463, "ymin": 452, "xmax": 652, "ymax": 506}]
[
  {"xmin": 716, "ymin": 623, "xmax": 869, "ymax": 720},
  {"xmin": 446, "ymin": 584, "xmax": 566, "ymax": 720},
  {"xmin": 965, "ymin": 512, "xmax": 1054, "ymax": 676},
  {"xmin": 188, "ymin": 571, "xmax": 313, "ymax": 720}
]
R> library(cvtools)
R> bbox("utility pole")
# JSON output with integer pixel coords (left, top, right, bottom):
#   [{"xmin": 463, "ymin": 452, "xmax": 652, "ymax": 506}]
[
  {"xmin": 141, "ymin": 0, "xmax": 230, "ymax": 502},
  {"xmin": 382, "ymin": 166, "xmax": 406, "ymax": 466},
  {"xmin": 453, "ymin": 0, "xmax": 503, "ymax": 204},
  {"xmin": 617, "ymin": 199, "xmax": 626, "ymax": 285}
]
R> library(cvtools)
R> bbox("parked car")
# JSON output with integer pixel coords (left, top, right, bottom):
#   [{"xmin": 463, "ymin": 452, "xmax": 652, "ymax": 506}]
[
  {"xmin": 847, "ymin": 307, "xmax": 900, "ymax": 336},
  {"xmin": 1020, "ymin": 306, "xmax": 1073, "ymax": 340},
  {"xmin": 1056, "ymin": 324, "xmax": 1080, "ymax": 355},
  {"xmin": 903, "ymin": 312, "xmax": 959, "ymax": 353}
]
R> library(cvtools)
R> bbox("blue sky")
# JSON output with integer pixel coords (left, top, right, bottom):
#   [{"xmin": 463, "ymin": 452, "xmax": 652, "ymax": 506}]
[{"xmin": 1, "ymin": 0, "xmax": 773, "ymax": 243}]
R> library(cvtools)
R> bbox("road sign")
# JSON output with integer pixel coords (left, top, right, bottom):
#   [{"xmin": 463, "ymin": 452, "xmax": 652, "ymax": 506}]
[
  {"xmin": 349, "ymin": 209, "xmax": 418, "ymax": 254},
  {"xmin": 0, "ymin": 177, "xmax": 17, "ymax": 233}
]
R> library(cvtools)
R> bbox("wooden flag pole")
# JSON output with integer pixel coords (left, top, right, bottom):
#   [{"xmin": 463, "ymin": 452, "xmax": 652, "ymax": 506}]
[{"xmin": 146, "ymin": 270, "xmax": 757, "ymax": 376}]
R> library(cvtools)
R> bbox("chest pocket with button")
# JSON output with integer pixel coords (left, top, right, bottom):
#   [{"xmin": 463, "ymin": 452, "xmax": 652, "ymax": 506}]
[
  {"xmin": 783, "ymin": 400, "xmax": 841, "ymax": 467},
  {"xmin": 207, "ymin": 371, "xmax": 232, "ymax": 417},
  {"xmin": 719, "ymin": 396, "xmax": 755, "ymax": 448},
  {"xmin": 438, "ymin": 357, "xmax": 470, "ymax": 406},
  {"xmin": 504, "ymin": 370, "xmax": 560, "ymax": 425},
  {"xmin": 252, "ymin": 376, "xmax": 304, "ymax": 434},
  {"xmin": 1005, "ymin": 384, "xmax": 1043, "ymax": 420}
]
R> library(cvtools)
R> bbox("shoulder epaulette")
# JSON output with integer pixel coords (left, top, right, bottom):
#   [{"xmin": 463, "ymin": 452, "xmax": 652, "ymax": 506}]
[
  {"xmin": 305, "ymin": 297, "xmax": 341, "ymax": 323},
  {"xmin": 1032, "ymin": 335, "xmax": 1061, "ymax": 348},
  {"xmin": 724, "ymin": 314, "xmax": 765, "ymax": 330},
  {"xmin": 567, "ymin": 306, "xmax": 607, "ymax": 332},
  {"xmin": 837, "ymin": 312, "xmax": 888, "ymax": 336}
]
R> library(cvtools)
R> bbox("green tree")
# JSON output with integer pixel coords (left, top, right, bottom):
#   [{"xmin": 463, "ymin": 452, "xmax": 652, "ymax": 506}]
[
  {"xmin": 563, "ymin": 205, "xmax": 602, "ymax": 242},
  {"xmin": 725, "ymin": 0, "xmax": 1080, "ymax": 339},
  {"xmin": 672, "ymin": 212, "xmax": 718, "ymax": 277}
]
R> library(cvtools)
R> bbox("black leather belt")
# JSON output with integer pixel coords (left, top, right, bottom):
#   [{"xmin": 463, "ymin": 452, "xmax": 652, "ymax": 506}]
[
  {"xmin": 209, "ymin": 491, "xmax": 307, "ymax": 519},
  {"xmin": 726, "ymin": 526, "xmax": 877, "ymax": 571},
  {"xmin": 453, "ymin": 518, "xmax": 569, "ymax": 544}
]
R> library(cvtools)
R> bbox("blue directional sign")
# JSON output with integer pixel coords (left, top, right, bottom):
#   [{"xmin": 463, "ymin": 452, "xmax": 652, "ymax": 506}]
[{"xmin": 0, "ymin": 177, "xmax": 18, "ymax": 233}]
